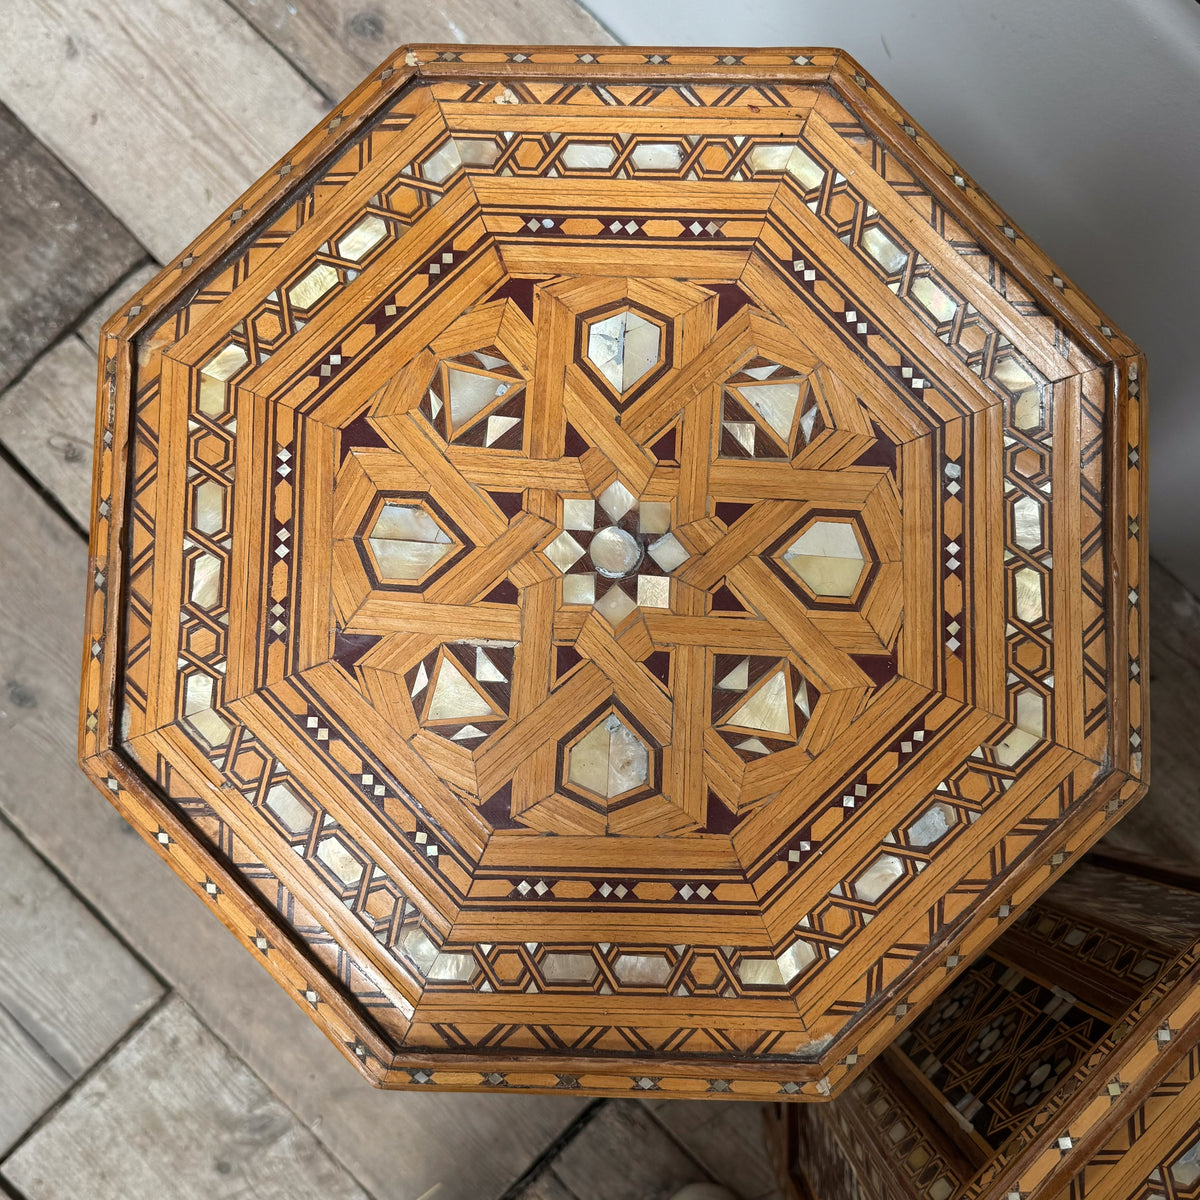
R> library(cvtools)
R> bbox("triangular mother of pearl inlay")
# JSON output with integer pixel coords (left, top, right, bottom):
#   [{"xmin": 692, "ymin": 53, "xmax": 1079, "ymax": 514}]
[{"xmin": 725, "ymin": 669, "xmax": 792, "ymax": 735}]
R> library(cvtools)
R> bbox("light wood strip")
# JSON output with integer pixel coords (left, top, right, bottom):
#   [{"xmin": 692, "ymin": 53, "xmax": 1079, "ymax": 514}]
[
  {"xmin": 727, "ymin": 559, "xmax": 873, "ymax": 691},
  {"xmin": 409, "ymin": 730, "xmax": 480, "ymax": 796},
  {"xmin": 412, "ymin": 991, "xmax": 801, "ymax": 1029},
  {"xmin": 897, "ymin": 429, "xmax": 937, "ymax": 692},
  {"xmin": 443, "ymin": 103, "xmax": 811, "ymax": 133},
  {"xmin": 509, "ymin": 741, "xmax": 558, "ymax": 819},
  {"xmin": 329, "ymin": 540, "xmax": 371, "ymax": 628},
  {"xmin": 500, "ymin": 241, "xmax": 751, "ymax": 280},
  {"xmin": 143, "ymin": 355, "xmax": 193, "ymax": 730},
  {"xmin": 510, "ymin": 579, "xmax": 556, "ymax": 719},
  {"xmin": 707, "ymin": 460, "xmax": 883, "ymax": 503},
  {"xmin": 972, "ymin": 401, "xmax": 1009, "ymax": 716},
  {"xmin": 330, "ymin": 451, "xmax": 378, "ymax": 539},
  {"xmin": 423, "ymin": 513, "xmax": 553, "ymax": 605},
  {"xmin": 856, "ymin": 560, "xmax": 905, "ymax": 649},
  {"xmin": 341, "ymin": 449, "xmax": 431, "ymax": 495},
  {"xmin": 295, "ymin": 415, "xmax": 337, "ymax": 674},
  {"xmin": 668, "ymin": 644, "xmax": 709, "ymax": 826},
  {"xmin": 674, "ymin": 391, "xmax": 717, "ymax": 524},
  {"xmin": 445, "ymin": 906, "xmax": 773, "ymax": 950},
  {"xmin": 760, "ymin": 705, "xmax": 1038, "ymax": 954},
  {"xmin": 562, "ymin": 373, "xmax": 658, "ymax": 493},
  {"xmin": 576, "ymin": 614, "xmax": 673, "ymax": 746},
  {"xmin": 1052, "ymin": 374, "xmax": 1086, "ymax": 753},
  {"xmin": 359, "ymin": 666, "xmax": 420, "ymax": 740},
  {"xmin": 347, "ymin": 597, "xmax": 522, "ymax": 640},
  {"xmin": 641, "ymin": 613, "xmax": 791, "ymax": 651},
  {"xmin": 224, "ymin": 388, "xmax": 273, "ymax": 695},
  {"xmin": 474, "ymin": 176, "xmax": 780, "ymax": 211},
  {"xmin": 679, "ymin": 499, "xmax": 806, "ymax": 591},
  {"xmin": 473, "ymin": 664, "xmax": 612, "ymax": 800},
  {"xmin": 526, "ymin": 288, "xmax": 576, "ymax": 460},
  {"xmin": 448, "ymin": 450, "xmax": 592, "ymax": 492}
]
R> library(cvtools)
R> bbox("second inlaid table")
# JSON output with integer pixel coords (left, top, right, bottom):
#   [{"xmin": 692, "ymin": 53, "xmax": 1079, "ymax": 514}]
[{"xmin": 80, "ymin": 45, "xmax": 1148, "ymax": 1098}]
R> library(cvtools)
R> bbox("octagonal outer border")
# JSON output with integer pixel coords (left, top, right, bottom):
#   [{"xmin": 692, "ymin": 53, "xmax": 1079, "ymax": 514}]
[{"xmin": 79, "ymin": 45, "xmax": 1149, "ymax": 1097}]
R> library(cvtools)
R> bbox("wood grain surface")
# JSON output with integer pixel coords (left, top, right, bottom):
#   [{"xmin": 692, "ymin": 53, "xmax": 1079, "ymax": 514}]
[
  {"xmin": 0, "ymin": 103, "xmax": 140, "ymax": 391},
  {"xmin": 3, "ymin": 998, "xmax": 371, "ymax": 1200},
  {"xmin": 0, "ymin": 818, "xmax": 161, "ymax": 1152},
  {"xmin": 0, "ymin": 0, "xmax": 329, "ymax": 262},
  {"xmin": 546, "ymin": 1101, "xmax": 711, "ymax": 1200},
  {"xmin": 1099, "ymin": 558, "xmax": 1200, "ymax": 866},
  {"xmin": 0, "ymin": 335, "xmax": 99, "ymax": 528},
  {"xmin": 228, "ymin": 0, "xmax": 615, "ymax": 100}
]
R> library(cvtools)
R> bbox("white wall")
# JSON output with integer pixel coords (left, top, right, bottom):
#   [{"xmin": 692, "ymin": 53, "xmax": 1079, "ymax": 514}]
[{"xmin": 583, "ymin": 0, "xmax": 1200, "ymax": 593}]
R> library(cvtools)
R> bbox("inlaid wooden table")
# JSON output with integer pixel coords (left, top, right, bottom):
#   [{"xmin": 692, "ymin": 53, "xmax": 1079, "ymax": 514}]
[
  {"xmin": 80, "ymin": 46, "xmax": 1148, "ymax": 1099},
  {"xmin": 768, "ymin": 854, "xmax": 1200, "ymax": 1200}
]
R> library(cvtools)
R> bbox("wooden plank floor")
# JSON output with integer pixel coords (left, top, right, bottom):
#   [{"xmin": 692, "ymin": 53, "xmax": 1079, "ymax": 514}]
[
  {"xmin": 0, "ymin": 3, "xmax": 782, "ymax": 1198},
  {"xmin": 0, "ymin": 4, "xmax": 1191, "ymax": 1198}
]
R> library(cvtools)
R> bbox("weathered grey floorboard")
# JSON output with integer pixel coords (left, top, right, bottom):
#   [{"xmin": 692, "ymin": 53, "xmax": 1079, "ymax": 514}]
[
  {"xmin": 0, "ymin": 1002, "xmax": 68, "ymax": 1158},
  {"xmin": 1, "ymin": 997, "xmax": 371, "ymax": 1200},
  {"xmin": 0, "ymin": 816, "xmax": 162, "ymax": 1135},
  {"xmin": 0, "ymin": 103, "xmax": 141, "ymax": 392},
  {"xmin": 1100, "ymin": 558, "xmax": 1200, "ymax": 867},
  {"xmin": 0, "ymin": 457, "xmax": 585, "ymax": 1198},
  {"xmin": 514, "ymin": 1166, "xmax": 583, "ymax": 1200},
  {"xmin": 645, "ymin": 1099, "xmax": 784, "ymax": 1200},
  {"xmin": 0, "ymin": 0, "xmax": 330, "ymax": 264},
  {"xmin": 548, "ymin": 1101, "xmax": 711, "ymax": 1200},
  {"xmin": 228, "ymin": 0, "xmax": 615, "ymax": 102},
  {"xmin": 0, "ymin": 336, "xmax": 99, "ymax": 529}
]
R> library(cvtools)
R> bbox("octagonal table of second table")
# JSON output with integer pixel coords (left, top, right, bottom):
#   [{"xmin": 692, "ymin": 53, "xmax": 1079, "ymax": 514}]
[{"xmin": 80, "ymin": 45, "xmax": 1148, "ymax": 1099}]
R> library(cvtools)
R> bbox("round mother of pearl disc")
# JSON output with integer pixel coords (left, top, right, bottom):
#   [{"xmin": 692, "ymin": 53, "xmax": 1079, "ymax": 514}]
[{"xmin": 589, "ymin": 526, "xmax": 643, "ymax": 578}]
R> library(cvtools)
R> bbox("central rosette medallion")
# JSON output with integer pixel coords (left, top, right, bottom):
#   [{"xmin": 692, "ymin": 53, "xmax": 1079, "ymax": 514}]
[
  {"xmin": 329, "ymin": 274, "xmax": 903, "ymax": 836},
  {"xmin": 545, "ymin": 480, "xmax": 691, "ymax": 623}
]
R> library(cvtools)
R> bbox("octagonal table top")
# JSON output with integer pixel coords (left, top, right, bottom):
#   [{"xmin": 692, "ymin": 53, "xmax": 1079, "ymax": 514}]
[{"xmin": 80, "ymin": 45, "xmax": 1148, "ymax": 1099}]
